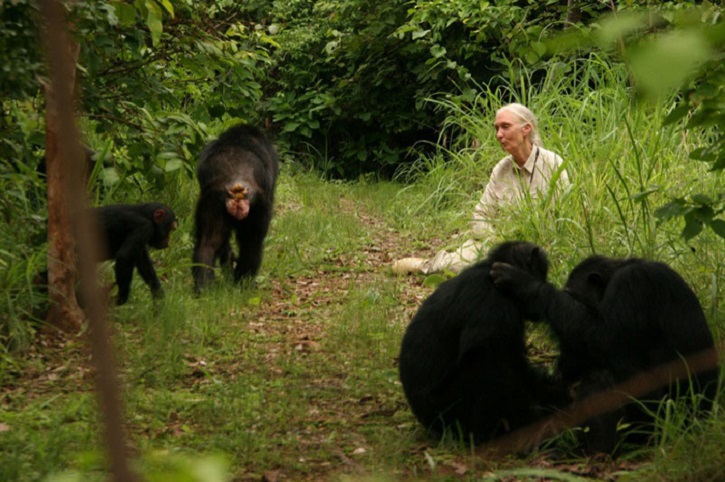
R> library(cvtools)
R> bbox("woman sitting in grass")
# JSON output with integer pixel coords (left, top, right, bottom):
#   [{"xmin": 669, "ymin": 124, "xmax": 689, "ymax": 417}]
[{"xmin": 392, "ymin": 102, "xmax": 570, "ymax": 275}]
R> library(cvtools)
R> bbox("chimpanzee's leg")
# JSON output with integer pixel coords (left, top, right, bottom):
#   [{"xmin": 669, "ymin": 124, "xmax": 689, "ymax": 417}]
[
  {"xmin": 192, "ymin": 195, "xmax": 232, "ymax": 292},
  {"xmin": 233, "ymin": 210, "xmax": 271, "ymax": 281},
  {"xmin": 114, "ymin": 253, "xmax": 136, "ymax": 306},
  {"xmin": 217, "ymin": 238, "xmax": 234, "ymax": 275}
]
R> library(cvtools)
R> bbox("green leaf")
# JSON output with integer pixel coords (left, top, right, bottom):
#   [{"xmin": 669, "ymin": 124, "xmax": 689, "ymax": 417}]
[
  {"xmin": 692, "ymin": 205, "xmax": 715, "ymax": 222},
  {"xmin": 655, "ymin": 200, "xmax": 689, "ymax": 220},
  {"xmin": 324, "ymin": 41, "xmax": 339, "ymax": 55},
  {"xmin": 663, "ymin": 103, "xmax": 691, "ymax": 126},
  {"xmin": 430, "ymin": 45, "xmax": 447, "ymax": 58},
  {"xmin": 630, "ymin": 187, "xmax": 659, "ymax": 202},
  {"xmin": 145, "ymin": 0, "xmax": 163, "ymax": 47},
  {"xmin": 412, "ymin": 29, "xmax": 430, "ymax": 40},
  {"xmin": 595, "ymin": 12, "xmax": 647, "ymax": 47},
  {"xmin": 531, "ymin": 41, "xmax": 546, "ymax": 56},
  {"xmin": 158, "ymin": 0, "xmax": 174, "ymax": 17},
  {"xmin": 694, "ymin": 81, "xmax": 720, "ymax": 99},
  {"xmin": 709, "ymin": 219, "xmax": 725, "ymax": 239},
  {"xmin": 710, "ymin": 153, "xmax": 725, "ymax": 171},
  {"xmin": 691, "ymin": 194, "xmax": 713, "ymax": 206},
  {"xmin": 115, "ymin": 2, "xmax": 137, "ymax": 27},
  {"xmin": 282, "ymin": 122, "xmax": 300, "ymax": 133},
  {"xmin": 164, "ymin": 159, "xmax": 184, "ymax": 172},
  {"xmin": 682, "ymin": 214, "xmax": 703, "ymax": 241},
  {"xmin": 689, "ymin": 147, "xmax": 716, "ymax": 162},
  {"xmin": 101, "ymin": 167, "xmax": 119, "ymax": 186}
]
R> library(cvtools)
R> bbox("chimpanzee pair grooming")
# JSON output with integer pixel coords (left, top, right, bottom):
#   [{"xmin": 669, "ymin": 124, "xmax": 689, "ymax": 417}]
[
  {"xmin": 87, "ymin": 124, "xmax": 278, "ymax": 305},
  {"xmin": 490, "ymin": 254, "xmax": 719, "ymax": 453},
  {"xmin": 399, "ymin": 241, "xmax": 718, "ymax": 452}
]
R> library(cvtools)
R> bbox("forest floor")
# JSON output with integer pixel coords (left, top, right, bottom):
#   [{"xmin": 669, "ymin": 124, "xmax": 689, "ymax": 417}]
[
  {"xmin": 3, "ymin": 194, "xmax": 651, "ymax": 481},
  {"xmin": 230, "ymin": 201, "xmax": 646, "ymax": 481}
]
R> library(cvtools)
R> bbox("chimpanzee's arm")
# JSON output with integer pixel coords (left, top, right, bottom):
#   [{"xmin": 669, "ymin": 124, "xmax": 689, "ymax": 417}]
[
  {"xmin": 490, "ymin": 261, "xmax": 595, "ymax": 340},
  {"xmin": 134, "ymin": 249, "xmax": 163, "ymax": 299},
  {"xmin": 491, "ymin": 261, "xmax": 599, "ymax": 382},
  {"xmin": 490, "ymin": 261, "xmax": 557, "ymax": 320},
  {"xmin": 232, "ymin": 209, "xmax": 271, "ymax": 281}
]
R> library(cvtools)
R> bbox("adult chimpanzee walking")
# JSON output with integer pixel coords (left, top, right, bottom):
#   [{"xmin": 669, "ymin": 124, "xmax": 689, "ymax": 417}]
[
  {"xmin": 398, "ymin": 241, "xmax": 570, "ymax": 444},
  {"xmin": 93, "ymin": 202, "xmax": 178, "ymax": 305},
  {"xmin": 192, "ymin": 124, "xmax": 279, "ymax": 293},
  {"xmin": 490, "ymin": 255, "xmax": 719, "ymax": 453}
]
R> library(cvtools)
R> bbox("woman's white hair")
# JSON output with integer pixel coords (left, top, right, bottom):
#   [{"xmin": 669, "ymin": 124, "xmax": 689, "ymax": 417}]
[{"xmin": 497, "ymin": 103, "xmax": 542, "ymax": 147}]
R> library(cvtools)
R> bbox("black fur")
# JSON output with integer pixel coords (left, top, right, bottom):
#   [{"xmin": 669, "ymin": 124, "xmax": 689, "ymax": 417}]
[
  {"xmin": 491, "ymin": 255, "xmax": 719, "ymax": 452},
  {"xmin": 94, "ymin": 202, "xmax": 177, "ymax": 305},
  {"xmin": 192, "ymin": 124, "xmax": 279, "ymax": 292},
  {"xmin": 398, "ymin": 241, "xmax": 570, "ymax": 443}
]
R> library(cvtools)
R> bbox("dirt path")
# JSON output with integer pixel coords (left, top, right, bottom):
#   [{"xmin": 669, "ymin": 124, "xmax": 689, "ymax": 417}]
[{"xmin": 237, "ymin": 198, "xmax": 641, "ymax": 480}]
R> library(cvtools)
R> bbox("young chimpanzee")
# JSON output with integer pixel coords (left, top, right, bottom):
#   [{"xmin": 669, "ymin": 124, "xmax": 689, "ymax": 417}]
[
  {"xmin": 398, "ymin": 241, "xmax": 571, "ymax": 444},
  {"xmin": 491, "ymin": 255, "xmax": 719, "ymax": 453},
  {"xmin": 192, "ymin": 124, "xmax": 279, "ymax": 293},
  {"xmin": 94, "ymin": 202, "xmax": 178, "ymax": 305}
]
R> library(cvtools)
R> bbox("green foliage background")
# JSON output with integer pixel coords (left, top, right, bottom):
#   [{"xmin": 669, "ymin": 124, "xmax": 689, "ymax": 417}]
[{"xmin": 3, "ymin": 1, "xmax": 723, "ymax": 181}]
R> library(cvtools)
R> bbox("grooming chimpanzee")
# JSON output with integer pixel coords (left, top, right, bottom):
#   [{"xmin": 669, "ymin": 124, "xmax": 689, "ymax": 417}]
[
  {"xmin": 192, "ymin": 124, "xmax": 279, "ymax": 293},
  {"xmin": 94, "ymin": 202, "xmax": 178, "ymax": 305},
  {"xmin": 398, "ymin": 241, "xmax": 571, "ymax": 444},
  {"xmin": 491, "ymin": 255, "xmax": 719, "ymax": 453}
]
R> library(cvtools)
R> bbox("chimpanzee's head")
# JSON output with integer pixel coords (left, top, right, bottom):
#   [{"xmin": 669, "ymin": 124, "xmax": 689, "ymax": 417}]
[
  {"xmin": 563, "ymin": 256, "xmax": 631, "ymax": 308},
  {"xmin": 151, "ymin": 206, "xmax": 178, "ymax": 249},
  {"xmin": 487, "ymin": 241, "xmax": 549, "ymax": 281}
]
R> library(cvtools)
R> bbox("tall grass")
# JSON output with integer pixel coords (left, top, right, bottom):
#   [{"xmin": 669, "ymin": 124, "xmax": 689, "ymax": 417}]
[{"xmin": 402, "ymin": 53, "xmax": 725, "ymax": 292}]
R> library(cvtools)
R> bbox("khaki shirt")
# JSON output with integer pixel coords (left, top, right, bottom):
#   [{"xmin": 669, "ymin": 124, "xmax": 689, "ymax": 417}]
[{"xmin": 471, "ymin": 146, "xmax": 569, "ymax": 237}]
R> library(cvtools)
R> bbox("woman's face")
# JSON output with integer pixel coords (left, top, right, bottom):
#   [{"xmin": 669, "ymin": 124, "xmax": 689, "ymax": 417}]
[{"xmin": 494, "ymin": 110, "xmax": 531, "ymax": 155}]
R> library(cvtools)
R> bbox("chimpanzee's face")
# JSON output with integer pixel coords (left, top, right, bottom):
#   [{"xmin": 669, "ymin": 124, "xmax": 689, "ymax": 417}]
[{"xmin": 151, "ymin": 209, "xmax": 177, "ymax": 249}]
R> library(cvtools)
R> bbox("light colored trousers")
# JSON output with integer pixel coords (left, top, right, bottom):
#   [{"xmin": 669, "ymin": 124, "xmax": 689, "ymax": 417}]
[{"xmin": 419, "ymin": 238, "xmax": 490, "ymax": 274}]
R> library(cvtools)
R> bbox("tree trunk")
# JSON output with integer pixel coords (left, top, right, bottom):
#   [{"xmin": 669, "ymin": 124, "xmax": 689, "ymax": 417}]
[
  {"xmin": 40, "ymin": 2, "xmax": 139, "ymax": 480},
  {"xmin": 43, "ymin": 7, "xmax": 83, "ymax": 332}
]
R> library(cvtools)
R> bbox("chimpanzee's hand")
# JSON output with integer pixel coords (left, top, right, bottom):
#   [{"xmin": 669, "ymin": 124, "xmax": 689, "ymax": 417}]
[
  {"xmin": 116, "ymin": 292, "xmax": 129, "ymax": 306},
  {"xmin": 490, "ymin": 261, "xmax": 551, "ymax": 321},
  {"xmin": 151, "ymin": 286, "xmax": 165, "ymax": 300},
  {"xmin": 490, "ymin": 262, "xmax": 539, "ymax": 291}
]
